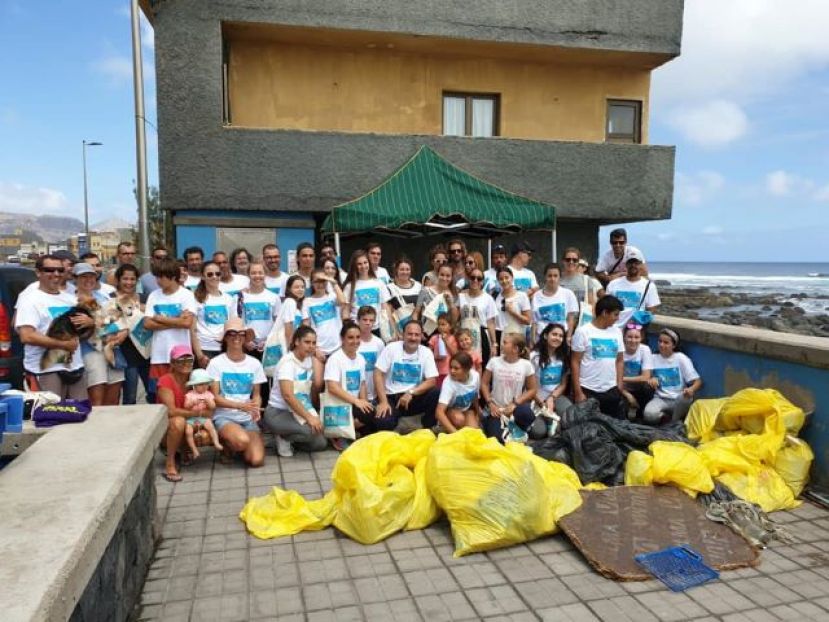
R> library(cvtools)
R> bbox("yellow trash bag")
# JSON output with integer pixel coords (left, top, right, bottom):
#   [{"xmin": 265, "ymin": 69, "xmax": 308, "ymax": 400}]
[
  {"xmin": 425, "ymin": 428, "xmax": 581, "ymax": 557},
  {"xmin": 685, "ymin": 398, "xmax": 727, "ymax": 442},
  {"xmin": 718, "ymin": 388, "xmax": 804, "ymax": 436},
  {"xmin": 717, "ymin": 465, "xmax": 799, "ymax": 512},
  {"xmin": 239, "ymin": 488, "xmax": 337, "ymax": 539},
  {"xmin": 624, "ymin": 442, "xmax": 714, "ymax": 497},
  {"xmin": 774, "ymin": 436, "xmax": 814, "ymax": 497},
  {"xmin": 406, "ymin": 457, "xmax": 442, "ymax": 530},
  {"xmin": 332, "ymin": 430, "xmax": 436, "ymax": 544},
  {"xmin": 698, "ymin": 433, "xmax": 780, "ymax": 474}
]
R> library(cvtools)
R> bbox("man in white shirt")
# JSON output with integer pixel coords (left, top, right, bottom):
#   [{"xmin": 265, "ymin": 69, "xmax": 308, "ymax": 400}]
[
  {"xmin": 293, "ymin": 242, "xmax": 316, "ymax": 292},
  {"xmin": 213, "ymin": 250, "xmax": 249, "ymax": 297},
  {"xmin": 606, "ymin": 250, "xmax": 660, "ymax": 326},
  {"xmin": 507, "ymin": 241, "xmax": 539, "ymax": 296},
  {"xmin": 483, "ymin": 243, "xmax": 509, "ymax": 297},
  {"xmin": 15, "ymin": 254, "xmax": 88, "ymax": 399},
  {"xmin": 318, "ymin": 242, "xmax": 348, "ymax": 282},
  {"xmin": 106, "ymin": 241, "xmax": 140, "ymax": 287},
  {"xmin": 374, "ymin": 320, "xmax": 440, "ymax": 431},
  {"xmin": 571, "ymin": 294, "xmax": 626, "ymax": 419},
  {"xmin": 183, "ymin": 246, "xmax": 204, "ymax": 291},
  {"xmin": 365, "ymin": 241, "xmax": 390, "ymax": 284},
  {"xmin": 261, "ymin": 243, "xmax": 289, "ymax": 298},
  {"xmin": 595, "ymin": 228, "xmax": 649, "ymax": 287}
]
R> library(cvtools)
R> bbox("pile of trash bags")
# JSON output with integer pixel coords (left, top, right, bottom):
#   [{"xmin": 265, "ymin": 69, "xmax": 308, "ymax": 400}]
[{"xmin": 239, "ymin": 428, "xmax": 583, "ymax": 556}]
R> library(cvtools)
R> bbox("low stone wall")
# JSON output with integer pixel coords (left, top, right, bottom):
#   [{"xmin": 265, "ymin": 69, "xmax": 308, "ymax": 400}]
[{"xmin": 0, "ymin": 405, "xmax": 166, "ymax": 622}]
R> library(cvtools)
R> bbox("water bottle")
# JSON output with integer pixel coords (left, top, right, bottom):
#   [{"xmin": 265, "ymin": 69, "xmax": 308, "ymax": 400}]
[{"xmin": 547, "ymin": 412, "xmax": 561, "ymax": 437}]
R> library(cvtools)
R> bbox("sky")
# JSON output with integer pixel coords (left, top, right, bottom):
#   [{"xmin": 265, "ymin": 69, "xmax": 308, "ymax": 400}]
[{"xmin": 1, "ymin": 1, "xmax": 828, "ymax": 261}]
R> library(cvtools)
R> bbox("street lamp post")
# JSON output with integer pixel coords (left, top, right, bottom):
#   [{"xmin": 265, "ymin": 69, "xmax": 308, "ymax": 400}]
[{"xmin": 82, "ymin": 139, "xmax": 103, "ymax": 254}]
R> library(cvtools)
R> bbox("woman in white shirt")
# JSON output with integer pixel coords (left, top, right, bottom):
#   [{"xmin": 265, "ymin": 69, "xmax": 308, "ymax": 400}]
[
  {"xmin": 324, "ymin": 321, "xmax": 374, "ymax": 447},
  {"xmin": 239, "ymin": 262, "xmax": 280, "ymax": 356},
  {"xmin": 262, "ymin": 325, "xmax": 327, "ymax": 456},
  {"xmin": 621, "ymin": 322, "xmax": 654, "ymax": 420},
  {"xmin": 192, "ymin": 262, "xmax": 237, "ymax": 368},
  {"xmin": 414, "ymin": 264, "xmax": 460, "ymax": 334},
  {"xmin": 342, "ymin": 250, "xmax": 393, "ymax": 334},
  {"xmin": 643, "ymin": 328, "xmax": 702, "ymax": 424},
  {"xmin": 435, "ymin": 352, "xmax": 481, "ymax": 433},
  {"xmin": 458, "ymin": 266, "xmax": 498, "ymax": 364},
  {"xmin": 494, "ymin": 268, "xmax": 531, "ymax": 346},
  {"xmin": 531, "ymin": 323, "xmax": 571, "ymax": 418},
  {"xmin": 303, "ymin": 268, "xmax": 348, "ymax": 357},
  {"xmin": 479, "ymin": 333, "xmax": 542, "ymax": 442},
  {"xmin": 387, "ymin": 257, "xmax": 422, "ymax": 330}
]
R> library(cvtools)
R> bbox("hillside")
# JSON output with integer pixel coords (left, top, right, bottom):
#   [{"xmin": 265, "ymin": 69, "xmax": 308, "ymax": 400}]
[{"xmin": 0, "ymin": 211, "xmax": 132, "ymax": 242}]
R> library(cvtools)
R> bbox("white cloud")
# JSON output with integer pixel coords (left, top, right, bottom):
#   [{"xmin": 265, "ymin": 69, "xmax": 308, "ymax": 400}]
[
  {"xmin": 702, "ymin": 225, "xmax": 723, "ymax": 236},
  {"xmin": 675, "ymin": 170, "xmax": 725, "ymax": 205},
  {"xmin": 92, "ymin": 54, "xmax": 133, "ymax": 84},
  {"xmin": 655, "ymin": 232, "xmax": 676, "ymax": 242},
  {"xmin": 813, "ymin": 185, "xmax": 829, "ymax": 202},
  {"xmin": 667, "ymin": 100, "xmax": 749, "ymax": 148},
  {"xmin": 765, "ymin": 170, "xmax": 817, "ymax": 198},
  {"xmin": 0, "ymin": 182, "xmax": 70, "ymax": 215}
]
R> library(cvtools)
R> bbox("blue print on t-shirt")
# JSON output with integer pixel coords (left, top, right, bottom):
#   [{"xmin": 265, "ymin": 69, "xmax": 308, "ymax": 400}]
[
  {"xmin": 361, "ymin": 351, "xmax": 378, "ymax": 371},
  {"xmin": 344, "ymin": 369, "xmax": 361, "ymax": 393},
  {"xmin": 323, "ymin": 404, "xmax": 351, "ymax": 427},
  {"xmin": 513, "ymin": 277, "xmax": 531, "ymax": 291},
  {"xmin": 654, "ymin": 367, "xmax": 681, "ymax": 390},
  {"xmin": 266, "ymin": 285, "xmax": 281, "ymax": 296},
  {"xmin": 539, "ymin": 362, "xmax": 563, "ymax": 387},
  {"xmin": 244, "ymin": 302, "xmax": 270, "ymax": 322},
  {"xmin": 624, "ymin": 360, "xmax": 642, "ymax": 377},
  {"xmin": 537, "ymin": 303, "xmax": 566, "ymax": 323},
  {"xmin": 615, "ymin": 290, "xmax": 640, "ymax": 309},
  {"xmin": 131, "ymin": 318, "xmax": 153, "ymax": 346},
  {"xmin": 309, "ymin": 300, "xmax": 337, "ymax": 326},
  {"xmin": 262, "ymin": 344, "xmax": 283, "ymax": 368},
  {"xmin": 48, "ymin": 305, "xmax": 72, "ymax": 319},
  {"xmin": 221, "ymin": 372, "xmax": 253, "ymax": 398},
  {"xmin": 591, "ymin": 338, "xmax": 618, "ymax": 359},
  {"xmin": 204, "ymin": 305, "xmax": 228, "ymax": 325},
  {"xmin": 453, "ymin": 389, "xmax": 477, "ymax": 410},
  {"xmin": 391, "ymin": 361, "xmax": 422, "ymax": 386},
  {"xmin": 296, "ymin": 392, "xmax": 314, "ymax": 410},
  {"xmin": 154, "ymin": 303, "xmax": 182, "ymax": 318},
  {"xmin": 355, "ymin": 288, "xmax": 380, "ymax": 307}
]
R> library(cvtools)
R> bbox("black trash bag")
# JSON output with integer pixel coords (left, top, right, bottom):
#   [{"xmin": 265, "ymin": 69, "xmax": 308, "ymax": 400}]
[
  {"xmin": 532, "ymin": 435, "xmax": 572, "ymax": 465},
  {"xmin": 562, "ymin": 421, "xmax": 624, "ymax": 484},
  {"xmin": 559, "ymin": 398, "xmax": 602, "ymax": 430}
]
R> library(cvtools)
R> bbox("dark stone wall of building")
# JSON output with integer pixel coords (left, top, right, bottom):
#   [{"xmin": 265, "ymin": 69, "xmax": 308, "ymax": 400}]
[{"xmin": 69, "ymin": 464, "xmax": 157, "ymax": 622}]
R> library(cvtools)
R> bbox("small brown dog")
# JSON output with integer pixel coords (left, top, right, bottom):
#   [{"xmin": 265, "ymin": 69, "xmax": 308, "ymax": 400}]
[{"xmin": 40, "ymin": 307, "xmax": 96, "ymax": 370}]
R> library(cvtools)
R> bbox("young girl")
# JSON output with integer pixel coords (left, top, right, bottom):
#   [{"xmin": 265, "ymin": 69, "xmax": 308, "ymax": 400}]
[
  {"xmin": 621, "ymin": 322, "xmax": 654, "ymax": 420},
  {"xmin": 342, "ymin": 250, "xmax": 393, "ymax": 334},
  {"xmin": 428, "ymin": 312, "xmax": 458, "ymax": 387},
  {"xmin": 644, "ymin": 328, "xmax": 702, "ymax": 424},
  {"xmin": 183, "ymin": 368, "xmax": 223, "ymax": 458},
  {"xmin": 303, "ymin": 269, "xmax": 348, "ymax": 357},
  {"xmin": 356, "ymin": 306, "xmax": 385, "ymax": 405},
  {"xmin": 455, "ymin": 328, "xmax": 482, "ymax": 373},
  {"xmin": 275, "ymin": 275, "xmax": 307, "ymax": 346},
  {"xmin": 494, "ymin": 267, "xmax": 531, "ymax": 347},
  {"xmin": 531, "ymin": 323, "xmax": 572, "ymax": 418},
  {"xmin": 415, "ymin": 263, "xmax": 460, "ymax": 335},
  {"xmin": 435, "ymin": 352, "xmax": 481, "ymax": 432},
  {"xmin": 239, "ymin": 262, "xmax": 281, "ymax": 357},
  {"xmin": 192, "ymin": 262, "xmax": 237, "ymax": 368}
]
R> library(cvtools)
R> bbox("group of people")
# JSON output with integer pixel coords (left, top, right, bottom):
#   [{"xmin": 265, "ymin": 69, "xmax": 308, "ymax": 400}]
[{"xmin": 14, "ymin": 229, "xmax": 702, "ymax": 481}]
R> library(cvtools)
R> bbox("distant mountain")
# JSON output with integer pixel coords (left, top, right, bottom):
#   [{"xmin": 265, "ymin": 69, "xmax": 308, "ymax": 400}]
[
  {"xmin": 92, "ymin": 217, "xmax": 135, "ymax": 232},
  {"xmin": 0, "ymin": 211, "xmax": 84, "ymax": 243}
]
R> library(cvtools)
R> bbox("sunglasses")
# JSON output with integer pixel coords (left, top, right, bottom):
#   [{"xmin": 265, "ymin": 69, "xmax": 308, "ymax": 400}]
[
  {"xmin": 469, "ymin": 275, "xmax": 484, "ymax": 282},
  {"xmin": 173, "ymin": 356, "xmax": 194, "ymax": 364},
  {"xmin": 464, "ymin": 259, "xmax": 476, "ymax": 265},
  {"xmin": 450, "ymin": 249, "xmax": 463, "ymax": 254},
  {"xmin": 626, "ymin": 323, "xmax": 643, "ymax": 331},
  {"xmin": 611, "ymin": 240, "xmax": 626, "ymax": 246},
  {"xmin": 41, "ymin": 267, "xmax": 65, "ymax": 274},
  {"xmin": 563, "ymin": 257, "xmax": 579, "ymax": 263},
  {"xmin": 204, "ymin": 271, "xmax": 221, "ymax": 277},
  {"xmin": 225, "ymin": 331, "xmax": 246, "ymax": 338}
]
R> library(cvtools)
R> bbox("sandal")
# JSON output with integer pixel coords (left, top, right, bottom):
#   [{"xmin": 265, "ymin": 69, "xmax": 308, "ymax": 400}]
[
  {"xmin": 180, "ymin": 451, "xmax": 194, "ymax": 467},
  {"xmin": 162, "ymin": 471, "xmax": 182, "ymax": 483}
]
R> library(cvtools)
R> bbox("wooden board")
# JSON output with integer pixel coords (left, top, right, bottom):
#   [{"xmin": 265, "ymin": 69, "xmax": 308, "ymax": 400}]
[{"xmin": 558, "ymin": 486, "xmax": 760, "ymax": 581}]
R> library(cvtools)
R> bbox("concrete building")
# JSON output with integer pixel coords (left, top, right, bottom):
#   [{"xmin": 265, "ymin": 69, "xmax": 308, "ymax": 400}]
[{"xmin": 141, "ymin": 0, "xmax": 683, "ymax": 270}]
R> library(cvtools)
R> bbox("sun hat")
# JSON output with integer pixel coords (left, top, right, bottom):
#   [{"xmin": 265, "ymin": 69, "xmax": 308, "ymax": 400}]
[
  {"xmin": 222, "ymin": 317, "xmax": 254, "ymax": 341},
  {"xmin": 625, "ymin": 248, "xmax": 645, "ymax": 264},
  {"xmin": 170, "ymin": 344, "xmax": 194, "ymax": 360},
  {"xmin": 72, "ymin": 262, "xmax": 96, "ymax": 276},
  {"xmin": 186, "ymin": 368, "xmax": 213, "ymax": 387}
]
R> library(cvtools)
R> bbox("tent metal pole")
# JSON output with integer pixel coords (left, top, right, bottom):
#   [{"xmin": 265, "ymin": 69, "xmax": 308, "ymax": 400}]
[
  {"xmin": 487, "ymin": 238, "xmax": 492, "ymax": 270},
  {"xmin": 334, "ymin": 232, "xmax": 341, "ymax": 260},
  {"xmin": 551, "ymin": 229, "xmax": 557, "ymax": 262}
]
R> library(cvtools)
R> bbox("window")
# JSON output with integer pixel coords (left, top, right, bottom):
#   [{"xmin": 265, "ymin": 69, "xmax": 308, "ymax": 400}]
[
  {"xmin": 606, "ymin": 99, "xmax": 642, "ymax": 143},
  {"xmin": 443, "ymin": 93, "xmax": 500, "ymax": 137}
]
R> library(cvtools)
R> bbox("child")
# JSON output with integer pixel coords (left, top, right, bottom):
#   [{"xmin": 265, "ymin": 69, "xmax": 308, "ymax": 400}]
[
  {"xmin": 356, "ymin": 305, "xmax": 385, "ymax": 407},
  {"xmin": 436, "ymin": 351, "xmax": 481, "ymax": 432},
  {"xmin": 428, "ymin": 312, "xmax": 458, "ymax": 387},
  {"xmin": 644, "ymin": 328, "xmax": 702, "ymax": 424},
  {"xmin": 456, "ymin": 328, "xmax": 482, "ymax": 373},
  {"xmin": 621, "ymin": 322, "xmax": 654, "ymax": 420},
  {"xmin": 531, "ymin": 323, "xmax": 572, "ymax": 418},
  {"xmin": 183, "ymin": 368, "xmax": 223, "ymax": 459}
]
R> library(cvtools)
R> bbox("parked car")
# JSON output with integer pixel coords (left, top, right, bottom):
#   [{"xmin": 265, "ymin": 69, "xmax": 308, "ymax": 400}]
[{"xmin": 0, "ymin": 265, "xmax": 36, "ymax": 389}]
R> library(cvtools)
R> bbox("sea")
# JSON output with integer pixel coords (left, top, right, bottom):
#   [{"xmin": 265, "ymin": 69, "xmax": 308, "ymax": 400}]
[{"xmin": 648, "ymin": 262, "xmax": 829, "ymax": 315}]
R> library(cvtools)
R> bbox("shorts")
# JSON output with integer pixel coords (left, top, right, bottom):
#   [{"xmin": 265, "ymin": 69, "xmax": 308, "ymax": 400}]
[
  {"xmin": 214, "ymin": 414, "xmax": 259, "ymax": 433},
  {"xmin": 83, "ymin": 350, "xmax": 125, "ymax": 387},
  {"xmin": 186, "ymin": 416, "xmax": 209, "ymax": 426}
]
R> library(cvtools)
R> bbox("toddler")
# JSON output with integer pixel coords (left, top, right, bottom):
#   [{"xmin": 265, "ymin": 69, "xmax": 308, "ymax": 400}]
[
  {"xmin": 183, "ymin": 368, "xmax": 223, "ymax": 459},
  {"xmin": 455, "ymin": 328, "xmax": 482, "ymax": 373},
  {"xmin": 428, "ymin": 313, "xmax": 458, "ymax": 387}
]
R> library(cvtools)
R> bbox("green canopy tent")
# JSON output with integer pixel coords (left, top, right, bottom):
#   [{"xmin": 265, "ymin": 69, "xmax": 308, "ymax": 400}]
[{"xmin": 321, "ymin": 145, "xmax": 558, "ymax": 261}]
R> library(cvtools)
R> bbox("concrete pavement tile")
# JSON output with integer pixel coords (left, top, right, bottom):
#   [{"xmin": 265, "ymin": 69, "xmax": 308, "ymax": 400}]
[
  {"xmin": 205, "ymin": 516, "xmax": 243, "ymax": 535},
  {"xmin": 486, "ymin": 545, "xmax": 534, "ymax": 561},
  {"xmin": 466, "ymin": 585, "xmax": 529, "ymax": 617},
  {"xmin": 273, "ymin": 585, "xmax": 305, "ymax": 616},
  {"xmin": 620, "ymin": 579, "xmax": 662, "ymax": 594},
  {"xmin": 539, "ymin": 550, "xmax": 592, "ymax": 576},
  {"xmin": 414, "ymin": 592, "xmax": 479, "ymax": 621},
  {"xmin": 484, "ymin": 614, "xmax": 540, "ymax": 622},
  {"xmin": 159, "ymin": 599, "xmax": 192, "ymax": 620},
  {"xmin": 307, "ymin": 605, "xmax": 364, "ymax": 621},
  {"xmin": 634, "ymin": 590, "xmax": 708, "ymax": 621},
  {"xmin": 299, "ymin": 557, "xmax": 350, "ymax": 583},
  {"xmin": 249, "ymin": 590, "xmax": 277, "ymax": 618},
  {"xmin": 337, "ymin": 536, "xmax": 389, "ymax": 557},
  {"xmin": 295, "ymin": 538, "xmax": 343, "ymax": 561},
  {"xmin": 721, "ymin": 610, "xmax": 782, "ymax": 622},
  {"xmin": 758, "ymin": 549, "xmax": 803, "ymax": 573},
  {"xmin": 363, "ymin": 598, "xmax": 423, "ymax": 621},
  {"xmin": 206, "ymin": 500, "xmax": 244, "ymax": 517},
  {"xmin": 494, "ymin": 554, "xmax": 555, "ymax": 582},
  {"xmin": 728, "ymin": 576, "xmax": 801, "ymax": 607},
  {"xmin": 136, "ymin": 603, "xmax": 161, "ymax": 620},
  {"xmin": 538, "ymin": 602, "xmax": 600, "ymax": 621},
  {"xmin": 512, "ymin": 577, "xmax": 579, "ymax": 609},
  {"xmin": 345, "ymin": 552, "xmax": 398, "ymax": 578},
  {"xmin": 769, "ymin": 602, "xmax": 828, "ymax": 621},
  {"xmin": 449, "ymin": 561, "xmax": 508, "ymax": 589},
  {"xmin": 169, "ymin": 553, "xmax": 200, "ymax": 576},
  {"xmin": 423, "ymin": 524, "xmax": 454, "ymax": 548},
  {"xmin": 218, "ymin": 592, "xmax": 249, "ymax": 621},
  {"xmin": 586, "ymin": 595, "xmax": 658, "ymax": 622},
  {"xmin": 249, "ymin": 543, "xmax": 296, "ymax": 566},
  {"xmin": 387, "ymin": 530, "xmax": 433, "ymax": 550},
  {"xmin": 391, "ymin": 546, "xmax": 445, "ymax": 572},
  {"xmin": 771, "ymin": 568, "xmax": 829, "ymax": 599},
  {"xmin": 167, "ymin": 491, "xmax": 209, "ymax": 508},
  {"xmin": 528, "ymin": 536, "xmax": 574, "ymax": 556},
  {"xmin": 353, "ymin": 575, "xmax": 410, "ymax": 603},
  {"xmin": 403, "ymin": 567, "xmax": 459, "ymax": 596},
  {"xmin": 191, "ymin": 596, "xmax": 224, "ymax": 621},
  {"xmin": 303, "ymin": 580, "xmax": 359, "ymax": 611},
  {"xmin": 687, "ymin": 582, "xmax": 755, "ymax": 615},
  {"xmin": 164, "ymin": 574, "xmax": 198, "ymax": 601},
  {"xmin": 561, "ymin": 573, "xmax": 627, "ymax": 601}
]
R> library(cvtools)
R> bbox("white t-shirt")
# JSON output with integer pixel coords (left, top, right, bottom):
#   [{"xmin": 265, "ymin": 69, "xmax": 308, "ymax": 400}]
[
  {"xmin": 459, "ymin": 292, "xmax": 498, "ymax": 327},
  {"xmin": 207, "ymin": 353, "xmax": 266, "ymax": 423},
  {"xmin": 494, "ymin": 291, "xmax": 531, "ymax": 331},
  {"xmin": 195, "ymin": 292, "xmax": 237, "ymax": 352},
  {"xmin": 374, "ymin": 266, "xmax": 391, "ymax": 285},
  {"xmin": 596, "ymin": 245, "xmax": 646, "ymax": 275},
  {"xmin": 607, "ymin": 277, "xmax": 660, "ymax": 327},
  {"xmin": 303, "ymin": 293, "xmax": 343, "ymax": 354},
  {"xmin": 531, "ymin": 351, "xmax": 565, "ymax": 401},
  {"xmin": 276, "ymin": 297, "xmax": 304, "ymax": 333},
  {"xmin": 324, "ymin": 348, "xmax": 366, "ymax": 398},
  {"xmin": 571, "ymin": 322, "xmax": 624, "ymax": 392},
  {"xmin": 240, "ymin": 289, "xmax": 281, "ymax": 342},
  {"xmin": 145, "ymin": 286, "xmax": 198, "ymax": 364},
  {"xmin": 343, "ymin": 278, "xmax": 391, "ymax": 329},
  {"xmin": 264, "ymin": 273, "xmax": 289, "ymax": 298},
  {"xmin": 651, "ymin": 352, "xmax": 700, "ymax": 400},
  {"xmin": 507, "ymin": 265, "xmax": 538, "ymax": 293},
  {"xmin": 438, "ymin": 369, "xmax": 480, "ymax": 410},
  {"xmin": 269, "ymin": 352, "xmax": 314, "ymax": 411},
  {"xmin": 184, "ymin": 275, "xmax": 201, "ymax": 292},
  {"xmin": 485, "ymin": 356, "xmax": 534, "ymax": 406},
  {"xmin": 358, "ymin": 335, "xmax": 385, "ymax": 400},
  {"xmin": 15, "ymin": 288, "xmax": 83, "ymax": 374},
  {"xmin": 623, "ymin": 344, "xmax": 653, "ymax": 378},
  {"xmin": 531, "ymin": 287, "xmax": 578, "ymax": 336},
  {"xmin": 219, "ymin": 274, "xmax": 250, "ymax": 298},
  {"xmin": 97, "ymin": 282, "xmax": 116, "ymax": 298},
  {"xmin": 375, "ymin": 340, "xmax": 438, "ymax": 396},
  {"xmin": 387, "ymin": 280, "xmax": 422, "ymax": 307}
]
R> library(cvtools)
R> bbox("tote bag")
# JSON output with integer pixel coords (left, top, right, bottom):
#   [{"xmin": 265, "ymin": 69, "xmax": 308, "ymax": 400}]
[{"xmin": 320, "ymin": 391, "xmax": 357, "ymax": 440}]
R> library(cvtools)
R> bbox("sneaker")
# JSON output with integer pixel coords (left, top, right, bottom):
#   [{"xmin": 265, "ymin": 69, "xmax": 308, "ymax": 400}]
[
  {"xmin": 275, "ymin": 435, "xmax": 293, "ymax": 457},
  {"xmin": 331, "ymin": 437, "xmax": 352, "ymax": 452}
]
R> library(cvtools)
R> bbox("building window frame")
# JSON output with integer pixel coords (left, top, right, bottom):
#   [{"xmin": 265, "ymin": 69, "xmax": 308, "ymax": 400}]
[
  {"xmin": 442, "ymin": 92, "xmax": 500, "ymax": 137},
  {"xmin": 606, "ymin": 99, "xmax": 642, "ymax": 144}
]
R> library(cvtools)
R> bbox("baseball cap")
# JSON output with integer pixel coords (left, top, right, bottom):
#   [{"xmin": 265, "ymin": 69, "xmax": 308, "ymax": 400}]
[
  {"xmin": 492, "ymin": 244, "xmax": 507, "ymax": 254},
  {"xmin": 625, "ymin": 248, "xmax": 645, "ymax": 264},
  {"xmin": 186, "ymin": 368, "xmax": 213, "ymax": 387},
  {"xmin": 170, "ymin": 344, "xmax": 194, "ymax": 360},
  {"xmin": 72, "ymin": 262, "xmax": 96, "ymax": 276},
  {"xmin": 511, "ymin": 241, "xmax": 534, "ymax": 256}
]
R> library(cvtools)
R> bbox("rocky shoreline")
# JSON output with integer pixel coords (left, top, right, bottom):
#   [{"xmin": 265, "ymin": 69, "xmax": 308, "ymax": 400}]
[{"xmin": 654, "ymin": 285, "xmax": 829, "ymax": 338}]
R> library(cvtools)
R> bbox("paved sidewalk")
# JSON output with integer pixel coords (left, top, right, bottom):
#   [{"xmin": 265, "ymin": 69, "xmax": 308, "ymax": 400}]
[{"xmin": 138, "ymin": 445, "xmax": 829, "ymax": 622}]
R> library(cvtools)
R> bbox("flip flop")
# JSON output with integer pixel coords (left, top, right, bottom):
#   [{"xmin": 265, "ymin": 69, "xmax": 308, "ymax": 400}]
[{"xmin": 162, "ymin": 471, "xmax": 182, "ymax": 483}]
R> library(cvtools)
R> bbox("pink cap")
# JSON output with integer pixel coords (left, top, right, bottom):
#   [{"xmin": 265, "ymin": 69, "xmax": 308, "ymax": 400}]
[{"xmin": 169, "ymin": 344, "xmax": 193, "ymax": 360}]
